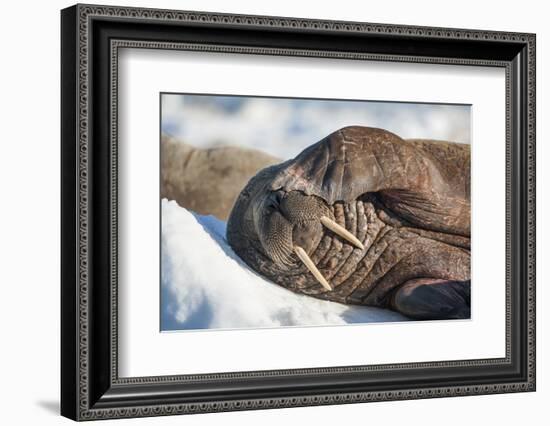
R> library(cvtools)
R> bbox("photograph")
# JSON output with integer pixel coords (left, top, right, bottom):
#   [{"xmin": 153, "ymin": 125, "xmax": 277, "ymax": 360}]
[{"xmin": 160, "ymin": 94, "xmax": 472, "ymax": 331}]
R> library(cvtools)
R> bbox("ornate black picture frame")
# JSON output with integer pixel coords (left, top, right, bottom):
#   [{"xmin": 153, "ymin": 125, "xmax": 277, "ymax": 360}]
[{"xmin": 61, "ymin": 3, "xmax": 536, "ymax": 421}]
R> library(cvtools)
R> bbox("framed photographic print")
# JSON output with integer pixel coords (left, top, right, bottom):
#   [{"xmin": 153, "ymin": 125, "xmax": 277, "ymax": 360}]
[{"xmin": 61, "ymin": 3, "xmax": 536, "ymax": 421}]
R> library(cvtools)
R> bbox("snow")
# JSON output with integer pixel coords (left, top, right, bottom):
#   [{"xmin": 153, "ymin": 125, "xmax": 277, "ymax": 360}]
[{"xmin": 161, "ymin": 199, "xmax": 408, "ymax": 331}]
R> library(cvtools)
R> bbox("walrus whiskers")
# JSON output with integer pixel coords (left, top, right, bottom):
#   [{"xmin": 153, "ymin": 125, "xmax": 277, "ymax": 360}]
[
  {"xmin": 320, "ymin": 216, "xmax": 365, "ymax": 250},
  {"xmin": 293, "ymin": 246, "xmax": 332, "ymax": 291}
]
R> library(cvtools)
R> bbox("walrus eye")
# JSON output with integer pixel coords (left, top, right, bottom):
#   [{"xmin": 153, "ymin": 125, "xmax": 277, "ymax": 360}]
[{"xmin": 265, "ymin": 190, "xmax": 284, "ymax": 212}]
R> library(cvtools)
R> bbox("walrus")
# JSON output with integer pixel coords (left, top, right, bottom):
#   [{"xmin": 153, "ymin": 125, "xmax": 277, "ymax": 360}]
[
  {"xmin": 226, "ymin": 126, "xmax": 470, "ymax": 320},
  {"xmin": 161, "ymin": 133, "xmax": 280, "ymax": 220}
]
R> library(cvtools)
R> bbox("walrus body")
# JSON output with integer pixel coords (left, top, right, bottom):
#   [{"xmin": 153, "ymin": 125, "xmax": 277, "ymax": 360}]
[
  {"xmin": 227, "ymin": 126, "xmax": 470, "ymax": 320},
  {"xmin": 161, "ymin": 134, "xmax": 280, "ymax": 220}
]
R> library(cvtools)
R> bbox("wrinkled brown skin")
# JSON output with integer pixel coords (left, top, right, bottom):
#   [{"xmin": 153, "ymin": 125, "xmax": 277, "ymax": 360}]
[{"xmin": 227, "ymin": 126, "xmax": 470, "ymax": 320}]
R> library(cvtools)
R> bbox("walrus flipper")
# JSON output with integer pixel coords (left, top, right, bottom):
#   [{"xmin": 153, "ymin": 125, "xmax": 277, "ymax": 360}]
[{"xmin": 391, "ymin": 278, "xmax": 471, "ymax": 320}]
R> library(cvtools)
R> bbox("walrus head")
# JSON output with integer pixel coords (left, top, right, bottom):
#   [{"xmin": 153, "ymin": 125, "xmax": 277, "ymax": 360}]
[
  {"xmin": 227, "ymin": 126, "xmax": 470, "ymax": 302},
  {"xmin": 229, "ymin": 184, "xmax": 354, "ymax": 291}
]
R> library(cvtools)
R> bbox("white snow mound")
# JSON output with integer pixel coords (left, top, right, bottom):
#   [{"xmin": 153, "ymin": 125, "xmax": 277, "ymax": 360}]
[{"xmin": 161, "ymin": 199, "xmax": 408, "ymax": 331}]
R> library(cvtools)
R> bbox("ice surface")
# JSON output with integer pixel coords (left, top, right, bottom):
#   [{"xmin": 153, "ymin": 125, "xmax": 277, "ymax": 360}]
[{"xmin": 161, "ymin": 199, "xmax": 408, "ymax": 331}]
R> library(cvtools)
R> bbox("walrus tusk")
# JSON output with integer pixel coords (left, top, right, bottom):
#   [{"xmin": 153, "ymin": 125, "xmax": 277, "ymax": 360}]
[
  {"xmin": 293, "ymin": 246, "xmax": 332, "ymax": 291},
  {"xmin": 320, "ymin": 216, "xmax": 365, "ymax": 250}
]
